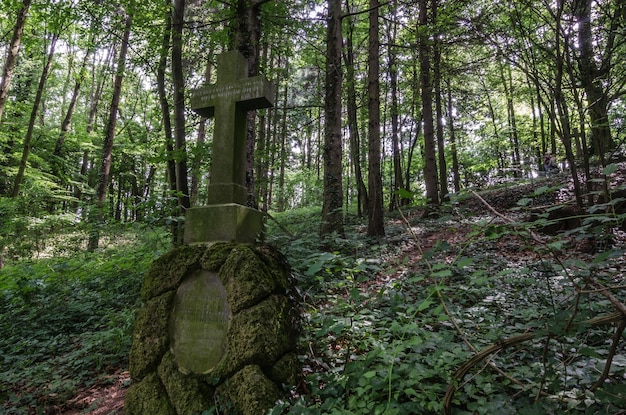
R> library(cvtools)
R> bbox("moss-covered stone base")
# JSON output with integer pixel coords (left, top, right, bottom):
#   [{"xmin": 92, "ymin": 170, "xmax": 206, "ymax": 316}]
[{"xmin": 125, "ymin": 243, "xmax": 300, "ymax": 415}]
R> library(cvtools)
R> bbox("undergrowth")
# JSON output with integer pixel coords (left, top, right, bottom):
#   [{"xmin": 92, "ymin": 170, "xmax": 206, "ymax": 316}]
[
  {"xmin": 1, "ymin": 177, "xmax": 625, "ymax": 414},
  {"xmin": 266, "ymin": 193, "xmax": 626, "ymax": 414},
  {"xmin": 0, "ymin": 224, "xmax": 168, "ymax": 414}
]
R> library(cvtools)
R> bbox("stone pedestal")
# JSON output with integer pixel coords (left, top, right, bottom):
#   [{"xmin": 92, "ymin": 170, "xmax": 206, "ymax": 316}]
[
  {"xmin": 125, "ymin": 243, "xmax": 300, "ymax": 415},
  {"xmin": 183, "ymin": 204, "xmax": 265, "ymax": 245}
]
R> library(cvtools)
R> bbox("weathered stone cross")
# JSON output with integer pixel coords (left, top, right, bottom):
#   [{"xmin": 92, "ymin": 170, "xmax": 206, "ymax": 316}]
[
  {"xmin": 184, "ymin": 51, "xmax": 273, "ymax": 245},
  {"xmin": 190, "ymin": 50, "xmax": 273, "ymax": 206}
]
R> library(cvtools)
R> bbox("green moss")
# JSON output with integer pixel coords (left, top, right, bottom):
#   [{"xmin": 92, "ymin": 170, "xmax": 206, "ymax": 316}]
[
  {"xmin": 220, "ymin": 246, "xmax": 282, "ymax": 314},
  {"xmin": 216, "ymin": 365, "xmax": 280, "ymax": 415},
  {"xmin": 226, "ymin": 295, "xmax": 296, "ymax": 369},
  {"xmin": 268, "ymin": 352, "xmax": 300, "ymax": 387},
  {"xmin": 141, "ymin": 245, "xmax": 204, "ymax": 301},
  {"xmin": 199, "ymin": 242, "xmax": 239, "ymax": 272},
  {"xmin": 158, "ymin": 352, "xmax": 213, "ymax": 415},
  {"xmin": 124, "ymin": 373, "xmax": 176, "ymax": 415},
  {"xmin": 129, "ymin": 290, "xmax": 175, "ymax": 380}
]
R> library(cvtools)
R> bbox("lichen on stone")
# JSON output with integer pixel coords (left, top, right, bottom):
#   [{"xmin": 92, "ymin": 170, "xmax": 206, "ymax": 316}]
[
  {"xmin": 226, "ymin": 295, "xmax": 295, "ymax": 369},
  {"xmin": 199, "ymin": 242, "xmax": 239, "ymax": 272},
  {"xmin": 219, "ymin": 245, "xmax": 283, "ymax": 313},
  {"xmin": 141, "ymin": 245, "xmax": 205, "ymax": 301},
  {"xmin": 216, "ymin": 365, "xmax": 280, "ymax": 415},
  {"xmin": 129, "ymin": 290, "xmax": 176, "ymax": 380},
  {"xmin": 125, "ymin": 373, "xmax": 176, "ymax": 415},
  {"xmin": 158, "ymin": 352, "xmax": 213, "ymax": 415}
]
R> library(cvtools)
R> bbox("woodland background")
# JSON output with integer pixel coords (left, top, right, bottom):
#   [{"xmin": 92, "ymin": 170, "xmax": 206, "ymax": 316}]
[{"xmin": 0, "ymin": 0, "xmax": 625, "ymax": 414}]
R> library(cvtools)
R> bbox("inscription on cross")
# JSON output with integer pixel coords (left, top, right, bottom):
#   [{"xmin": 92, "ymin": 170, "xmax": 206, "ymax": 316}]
[{"xmin": 190, "ymin": 51, "xmax": 274, "ymax": 206}]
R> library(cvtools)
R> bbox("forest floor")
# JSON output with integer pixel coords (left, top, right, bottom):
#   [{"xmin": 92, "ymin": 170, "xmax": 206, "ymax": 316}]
[{"xmin": 28, "ymin": 167, "xmax": 626, "ymax": 413}]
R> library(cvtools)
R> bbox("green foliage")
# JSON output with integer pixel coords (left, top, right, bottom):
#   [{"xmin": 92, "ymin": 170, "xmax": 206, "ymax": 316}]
[
  {"xmin": 0, "ymin": 229, "xmax": 162, "ymax": 414},
  {"xmin": 267, "ymin": 204, "xmax": 626, "ymax": 415}
]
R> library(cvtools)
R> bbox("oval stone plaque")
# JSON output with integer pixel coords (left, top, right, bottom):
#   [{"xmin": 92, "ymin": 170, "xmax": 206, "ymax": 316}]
[{"xmin": 170, "ymin": 270, "xmax": 231, "ymax": 374}]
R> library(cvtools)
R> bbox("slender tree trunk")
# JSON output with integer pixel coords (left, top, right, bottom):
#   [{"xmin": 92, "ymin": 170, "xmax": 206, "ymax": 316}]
[
  {"xmin": 172, "ymin": 0, "xmax": 191, "ymax": 223},
  {"xmin": 53, "ymin": 43, "xmax": 92, "ymax": 181},
  {"xmin": 233, "ymin": 0, "xmax": 272, "ymax": 207},
  {"xmin": 156, "ymin": 6, "xmax": 180, "ymax": 244},
  {"xmin": 11, "ymin": 34, "xmax": 59, "ymax": 197},
  {"xmin": 0, "ymin": 0, "xmax": 31, "ymax": 125},
  {"xmin": 277, "ymin": 76, "xmax": 288, "ymax": 212},
  {"xmin": 88, "ymin": 11, "xmax": 132, "ymax": 251},
  {"xmin": 554, "ymin": 3, "xmax": 583, "ymax": 209},
  {"xmin": 320, "ymin": 0, "xmax": 344, "ymax": 238},
  {"xmin": 499, "ymin": 61, "xmax": 521, "ymax": 175},
  {"xmin": 367, "ymin": 0, "xmax": 384, "ymax": 236},
  {"xmin": 446, "ymin": 79, "xmax": 460, "ymax": 193},
  {"xmin": 419, "ymin": 0, "xmax": 439, "ymax": 206},
  {"xmin": 343, "ymin": 3, "xmax": 368, "ymax": 217},
  {"xmin": 387, "ymin": 0, "xmax": 403, "ymax": 211},
  {"xmin": 433, "ymin": 0, "xmax": 448, "ymax": 200}
]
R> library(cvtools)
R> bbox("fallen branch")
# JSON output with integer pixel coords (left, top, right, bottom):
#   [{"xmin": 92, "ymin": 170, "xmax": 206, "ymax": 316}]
[{"xmin": 443, "ymin": 312, "xmax": 625, "ymax": 414}]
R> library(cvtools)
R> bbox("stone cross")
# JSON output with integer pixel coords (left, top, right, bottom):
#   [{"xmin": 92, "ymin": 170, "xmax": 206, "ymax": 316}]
[
  {"xmin": 190, "ymin": 50, "xmax": 273, "ymax": 206},
  {"xmin": 184, "ymin": 51, "xmax": 273, "ymax": 245}
]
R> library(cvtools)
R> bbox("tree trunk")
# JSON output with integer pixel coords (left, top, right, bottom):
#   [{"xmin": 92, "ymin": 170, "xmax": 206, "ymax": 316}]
[
  {"xmin": 367, "ymin": 0, "xmax": 385, "ymax": 236},
  {"xmin": 387, "ymin": 0, "xmax": 403, "ymax": 211},
  {"xmin": 320, "ymin": 0, "xmax": 344, "ymax": 238},
  {"xmin": 0, "ymin": 0, "xmax": 31, "ymax": 125},
  {"xmin": 88, "ymin": 11, "xmax": 132, "ymax": 251},
  {"xmin": 419, "ymin": 0, "xmax": 439, "ymax": 206},
  {"xmin": 172, "ymin": 0, "xmax": 191, "ymax": 223},
  {"xmin": 156, "ymin": 6, "xmax": 180, "ymax": 245},
  {"xmin": 446, "ymin": 79, "xmax": 460, "ymax": 193},
  {"xmin": 343, "ymin": 2, "xmax": 368, "ymax": 217},
  {"xmin": 233, "ymin": 0, "xmax": 272, "ymax": 207},
  {"xmin": 574, "ymin": 0, "xmax": 617, "ymax": 161},
  {"xmin": 433, "ymin": 0, "xmax": 448, "ymax": 201},
  {"xmin": 11, "ymin": 34, "xmax": 59, "ymax": 197},
  {"xmin": 553, "ymin": 2, "xmax": 583, "ymax": 209},
  {"xmin": 53, "ymin": 42, "xmax": 92, "ymax": 181}
]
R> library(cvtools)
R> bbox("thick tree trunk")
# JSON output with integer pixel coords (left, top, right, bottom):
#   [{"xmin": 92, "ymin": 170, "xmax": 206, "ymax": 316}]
[
  {"xmin": 574, "ymin": 0, "xmax": 616, "ymax": 161},
  {"xmin": 88, "ymin": 11, "xmax": 132, "ymax": 251},
  {"xmin": 320, "ymin": 0, "xmax": 344, "ymax": 238},
  {"xmin": 0, "ymin": 0, "xmax": 31, "ymax": 125},
  {"xmin": 11, "ymin": 34, "xmax": 59, "ymax": 197},
  {"xmin": 367, "ymin": 0, "xmax": 384, "ymax": 237}
]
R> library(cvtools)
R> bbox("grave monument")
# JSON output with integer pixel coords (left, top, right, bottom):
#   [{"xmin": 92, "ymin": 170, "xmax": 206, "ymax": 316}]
[{"xmin": 125, "ymin": 51, "xmax": 300, "ymax": 415}]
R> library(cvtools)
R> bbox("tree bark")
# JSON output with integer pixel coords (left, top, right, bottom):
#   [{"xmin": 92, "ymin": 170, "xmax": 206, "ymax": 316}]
[
  {"xmin": 0, "ymin": 0, "xmax": 31, "ymax": 125},
  {"xmin": 233, "ymin": 0, "xmax": 272, "ymax": 207},
  {"xmin": 433, "ymin": 0, "xmax": 448, "ymax": 200},
  {"xmin": 156, "ymin": 6, "xmax": 180, "ymax": 245},
  {"xmin": 320, "ymin": 0, "xmax": 344, "ymax": 238},
  {"xmin": 343, "ymin": 2, "xmax": 368, "ymax": 217},
  {"xmin": 574, "ymin": 0, "xmax": 617, "ymax": 161},
  {"xmin": 419, "ymin": 0, "xmax": 439, "ymax": 206},
  {"xmin": 387, "ymin": 0, "xmax": 403, "ymax": 211},
  {"xmin": 172, "ymin": 0, "xmax": 191, "ymax": 221},
  {"xmin": 446, "ymin": 79, "xmax": 460, "ymax": 193},
  {"xmin": 367, "ymin": 0, "xmax": 384, "ymax": 236}
]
